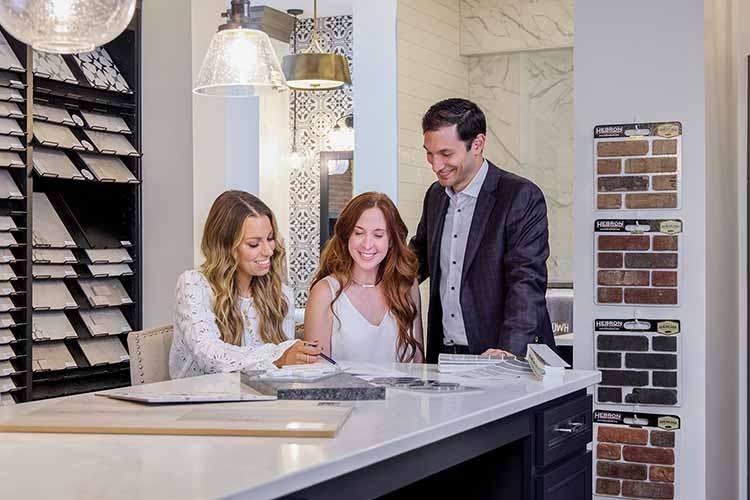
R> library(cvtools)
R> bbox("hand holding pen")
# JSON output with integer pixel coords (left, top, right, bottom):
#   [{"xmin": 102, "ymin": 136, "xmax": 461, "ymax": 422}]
[{"xmin": 303, "ymin": 341, "xmax": 337, "ymax": 365}]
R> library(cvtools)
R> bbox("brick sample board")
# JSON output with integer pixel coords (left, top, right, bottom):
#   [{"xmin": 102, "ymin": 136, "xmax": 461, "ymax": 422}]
[
  {"xmin": 595, "ymin": 319, "xmax": 680, "ymax": 406},
  {"xmin": 595, "ymin": 220, "xmax": 682, "ymax": 306},
  {"xmin": 594, "ymin": 122, "xmax": 681, "ymax": 210},
  {"xmin": 594, "ymin": 410, "xmax": 679, "ymax": 499}
]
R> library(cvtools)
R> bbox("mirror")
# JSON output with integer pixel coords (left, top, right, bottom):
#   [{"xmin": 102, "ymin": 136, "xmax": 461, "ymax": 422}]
[{"xmin": 319, "ymin": 150, "xmax": 354, "ymax": 249}]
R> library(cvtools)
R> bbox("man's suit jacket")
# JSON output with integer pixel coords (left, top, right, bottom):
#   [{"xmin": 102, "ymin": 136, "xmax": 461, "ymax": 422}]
[{"xmin": 410, "ymin": 161, "xmax": 555, "ymax": 362}]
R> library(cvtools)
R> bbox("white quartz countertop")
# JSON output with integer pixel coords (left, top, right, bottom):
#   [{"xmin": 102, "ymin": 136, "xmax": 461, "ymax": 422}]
[{"xmin": 0, "ymin": 364, "xmax": 599, "ymax": 500}]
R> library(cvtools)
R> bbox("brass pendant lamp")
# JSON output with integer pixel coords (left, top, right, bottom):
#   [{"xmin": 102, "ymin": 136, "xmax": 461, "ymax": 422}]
[{"xmin": 281, "ymin": 0, "xmax": 351, "ymax": 91}]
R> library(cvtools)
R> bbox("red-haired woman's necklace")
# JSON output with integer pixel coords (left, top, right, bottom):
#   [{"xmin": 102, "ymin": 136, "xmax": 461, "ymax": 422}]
[{"xmin": 351, "ymin": 278, "xmax": 377, "ymax": 288}]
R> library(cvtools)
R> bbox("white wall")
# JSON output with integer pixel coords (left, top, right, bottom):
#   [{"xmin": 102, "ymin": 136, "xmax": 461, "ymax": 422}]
[
  {"xmin": 352, "ymin": 0, "xmax": 398, "ymax": 201},
  {"xmin": 141, "ymin": 0, "xmax": 194, "ymax": 327},
  {"xmin": 395, "ymin": 0, "xmax": 468, "ymax": 236}
]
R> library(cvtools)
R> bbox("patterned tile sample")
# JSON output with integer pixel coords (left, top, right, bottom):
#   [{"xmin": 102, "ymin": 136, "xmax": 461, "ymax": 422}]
[
  {"xmin": 32, "ymin": 311, "xmax": 76, "ymax": 341},
  {"xmin": 0, "ymin": 169, "xmax": 21, "ymax": 199},
  {"xmin": 78, "ymin": 336, "xmax": 129, "ymax": 365},
  {"xmin": 0, "ymin": 87, "xmax": 23, "ymax": 102},
  {"xmin": 595, "ymin": 319, "xmax": 680, "ymax": 406},
  {"xmin": 32, "ymin": 192, "xmax": 76, "ymax": 248},
  {"xmin": 595, "ymin": 219, "xmax": 682, "ymax": 306},
  {"xmin": 83, "ymin": 130, "xmax": 138, "ymax": 156},
  {"xmin": 80, "ymin": 111, "xmax": 131, "ymax": 134},
  {"xmin": 33, "ymin": 248, "xmax": 76, "ymax": 264},
  {"xmin": 0, "ymin": 135, "xmax": 24, "ymax": 151},
  {"xmin": 32, "ymin": 341, "xmax": 77, "ymax": 371},
  {"xmin": 594, "ymin": 411, "xmax": 679, "ymax": 499},
  {"xmin": 0, "ymin": 102, "xmax": 23, "ymax": 119},
  {"xmin": 32, "ymin": 264, "xmax": 77, "ymax": 279},
  {"xmin": 595, "ymin": 122, "xmax": 681, "ymax": 210},
  {"xmin": 85, "ymin": 248, "xmax": 131, "ymax": 264},
  {"xmin": 33, "ymin": 50, "xmax": 78, "ymax": 83},
  {"xmin": 33, "ymin": 148, "xmax": 83, "ymax": 179},
  {"xmin": 33, "ymin": 120, "xmax": 84, "ymax": 150},
  {"xmin": 78, "ymin": 278, "xmax": 132, "ymax": 307},
  {"xmin": 0, "ymin": 31, "xmax": 22, "ymax": 72},
  {"xmin": 32, "ymin": 280, "xmax": 77, "ymax": 310},
  {"xmin": 34, "ymin": 104, "xmax": 75, "ymax": 126},
  {"xmin": 72, "ymin": 47, "xmax": 131, "ymax": 93},
  {"xmin": 79, "ymin": 308, "xmax": 131, "ymax": 336},
  {"xmin": 288, "ymin": 15, "xmax": 353, "ymax": 306},
  {"xmin": 87, "ymin": 263, "xmax": 132, "ymax": 277},
  {"xmin": 77, "ymin": 152, "xmax": 136, "ymax": 182}
]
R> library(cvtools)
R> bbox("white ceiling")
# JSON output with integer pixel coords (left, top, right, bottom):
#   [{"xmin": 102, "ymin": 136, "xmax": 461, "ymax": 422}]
[{"xmin": 260, "ymin": 0, "xmax": 353, "ymax": 18}]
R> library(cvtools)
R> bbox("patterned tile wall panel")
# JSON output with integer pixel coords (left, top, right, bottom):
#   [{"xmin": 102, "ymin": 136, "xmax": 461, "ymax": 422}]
[{"xmin": 288, "ymin": 16, "xmax": 353, "ymax": 307}]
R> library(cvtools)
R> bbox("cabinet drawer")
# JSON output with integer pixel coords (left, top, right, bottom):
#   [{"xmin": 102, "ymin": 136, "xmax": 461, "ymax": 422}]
[
  {"xmin": 534, "ymin": 450, "xmax": 592, "ymax": 500},
  {"xmin": 535, "ymin": 393, "xmax": 592, "ymax": 468}
]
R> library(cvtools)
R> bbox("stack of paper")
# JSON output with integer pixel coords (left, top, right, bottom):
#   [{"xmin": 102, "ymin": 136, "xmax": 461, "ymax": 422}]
[{"xmin": 526, "ymin": 344, "xmax": 570, "ymax": 381}]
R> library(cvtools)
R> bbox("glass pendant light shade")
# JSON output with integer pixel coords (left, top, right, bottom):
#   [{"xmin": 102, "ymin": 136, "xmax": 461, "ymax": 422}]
[
  {"xmin": 0, "ymin": 0, "xmax": 136, "ymax": 54},
  {"xmin": 193, "ymin": 28, "xmax": 285, "ymax": 97}
]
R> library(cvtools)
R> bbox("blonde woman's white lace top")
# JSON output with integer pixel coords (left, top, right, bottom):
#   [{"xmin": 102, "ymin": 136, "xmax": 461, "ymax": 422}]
[{"xmin": 169, "ymin": 270, "xmax": 297, "ymax": 379}]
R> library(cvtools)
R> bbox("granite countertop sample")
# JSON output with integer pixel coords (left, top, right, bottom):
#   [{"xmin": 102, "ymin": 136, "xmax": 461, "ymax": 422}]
[{"xmin": 241, "ymin": 372, "xmax": 386, "ymax": 400}]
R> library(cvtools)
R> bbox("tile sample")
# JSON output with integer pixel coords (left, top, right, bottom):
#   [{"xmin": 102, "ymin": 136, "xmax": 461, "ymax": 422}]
[
  {"xmin": 32, "ymin": 264, "xmax": 77, "ymax": 279},
  {"xmin": 0, "ymin": 313, "xmax": 17, "ymax": 328},
  {"xmin": 80, "ymin": 111, "xmax": 131, "ymax": 134},
  {"xmin": 594, "ymin": 410, "xmax": 679, "ymax": 499},
  {"xmin": 77, "ymin": 152, "xmax": 136, "ymax": 182},
  {"xmin": 595, "ymin": 122, "xmax": 681, "ymax": 210},
  {"xmin": 33, "ymin": 50, "xmax": 78, "ymax": 83},
  {"xmin": 32, "ymin": 311, "xmax": 77, "ymax": 341},
  {"xmin": 0, "ymin": 87, "xmax": 23, "ymax": 103},
  {"xmin": 83, "ymin": 130, "xmax": 138, "ymax": 156},
  {"xmin": 32, "ymin": 341, "xmax": 77, "ymax": 371},
  {"xmin": 79, "ymin": 308, "xmax": 131, "ymax": 336},
  {"xmin": 0, "ymin": 297, "xmax": 14, "ymax": 311},
  {"xmin": 0, "ymin": 391, "xmax": 15, "ymax": 405},
  {"xmin": 78, "ymin": 278, "xmax": 132, "ymax": 307},
  {"xmin": 78, "ymin": 336, "xmax": 129, "ymax": 365},
  {"xmin": 0, "ymin": 281, "xmax": 15, "ymax": 295},
  {"xmin": 87, "ymin": 263, "xmax": 132, "ymax": 277},
  {"xmin": 0, "ymin": 328, "xmax": 15, "ymax": 344},
  {"xmin": 0, "ymin": 360, "xmax": 17, "ymax": 376},
  {"xmin": 0, "ymin": 102, "xmax": 23, "ymax": 119},
  {"xmin": 0, "ymin": 376, "xmax": 15, "ymax": 392},
  {"xmin": 0, "ymin": 169, "xmax": 22, "ymax": 199},
  {"xmin": 0, "ymin": 232, "xmax": 17, "ymax": 247},
  {"xmin": 0, "ymin": 117, "xmax": 22, "ymax": 136},
  {"xmin": 33, "ymin": 120, "xmax": 84, "ymax": 150},
  {"xmin": 73, "ymin": 47, "xmax": 132, "ymax": 93},
  {"xmin": 33, "ymin": 104, "xmax": 75, "ymax": 126},
  {"xmin": 0, "ymin": 249, "xmax": 14, "ymax": 264},
  {"xmin": 595, "ymin": 220, "xmax": 682, "ymax": 306},
  {"xmin": 0, "ymin": 344, "xmax": 13, "ymax": 360},
  {"xmin": 85, "ymin": 248, "xmax": 132, "ymax": 264},
  {"xmin": 0, "ymin": 264, "xmax": 15, "ymax": 280},
  {"xmin": 32, "ymin": 280, "xmax": 77, "ymax": 310},
  {"xmin": 32, "ymin": 192, "xmax": 76, "ymax": 248},
  {"xmin": 0, "ymin": 151, "xmax": 24, "ymax": 167},
  {"xmin": 0, "ymin": 216, "xmax": 16, "ymax": 230},
  {"xmin": 32, "ymin": 148, "xmax": 84, "ymax": 179},
  {"xmin": 33, "ymin": 248, "xmax": 76, "ymax": 264},
  {"xmin": 0, "ymin": 134, "xmax": 23, "ymax": 151},
  {"xmin": 0, "ymin": 31, "xmax": 23, "ymax": 72}
]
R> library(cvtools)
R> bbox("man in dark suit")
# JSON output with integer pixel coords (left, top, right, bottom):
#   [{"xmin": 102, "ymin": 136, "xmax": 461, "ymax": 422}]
[{"xmin": 410, "ymin": 98, "xmax": 555, "ymax": 362}]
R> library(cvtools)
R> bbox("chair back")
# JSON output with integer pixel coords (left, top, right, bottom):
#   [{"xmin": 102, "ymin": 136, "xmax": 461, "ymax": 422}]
[{"xmin": 127, "ymin": 325, "xmax": 174, "ymax": 385}]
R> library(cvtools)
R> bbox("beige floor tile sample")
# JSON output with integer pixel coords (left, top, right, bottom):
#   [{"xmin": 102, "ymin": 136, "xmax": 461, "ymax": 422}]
[
  {"xmin": 78, "ymin": 336, "xmax": 129, "ymax": 365},
  {"xmin": 0, "ymin": 232, "xmax": 17, "ymax": 247},
  {"xmin": 0, "ymin": 101, "xmax": 23, "ymax": 119},
  {"xmin": 87, "ymin": 263, "xmax": 132, "ymax": 277},
  {"xmin": 33, "ymin": 248, "xmax": 76, "ymax": 264},
  {"xmin": 33, "ymin": 280, "xmax": 77, "ymax": 310},
  {"xmin": 33, "ymin": 121, "xmax": 83, "ymax": 150},
  {"xmin": 77, "ymin": 153, "xmax": 136, "ymax": 183},
  {"xmin": 78, "ymin": 278, "xmax": 132, "ymax": 307},
  {"xmin": 32, "ymin": 192, "xmax": 76, "ymax": 248},
  {"xmin": 80, "ymin": 111, "xmax": 131, "ymax": 134},
  {"xmin": 83, "ymin": 130, "xmax": 138, "ymax": 156},
  {"xmin": 33, "ymin": 311, "xmax": 77, "ymax": 340},
  {"xmin": 0, "ymin": 264, "xmax": 16, "ymax": 280},
  {"xmin": 85, "ymin": 248, "xmax": 132, "ymax": 263},
  {"xmin": 33, "ymin": 104, "xmax": 75, "ymax": 126},
  {"xmin": 0, "ymin": 151, "xmax": 23, "ymax": 167},
  {"xmin": 0, "ymin": 360, "xmax": 16, "ymax": 376},
  {"xmin": 0, "ymin": 376, "xmax": 15, "ymax": 392},
  {"xmin": 0, "ymin": 215, "xmax": 16, "ymax": 230},
  {"xmin": 0, "ymin": 169, "xmax": 22, "ymax": 199},
  {"xmin": 79, "ymin": 308, "xmax": 131, "ymax": 336},
  {"xmin": 0, "ymin": 297, "xmax": 14, "ymax": 312},
  {"xmin": 0, "ymin": 344, "xmax": 14, "ymax": 360},
  {"xmin": 0, "ymin": 329, "xmax": 14, "ymax": 344},
  {"xmin": 32, "ymin": 264, "xmax": 77, "ymax": 279},
  {"xmin": 0, "ymin": 313, "xmax": 16, "ymax": 328},
  {"xmin": 33, "ymin": 148, "xmax": 84, "ymax": 179},
  {"xmin": 32, "ymin": 341, "xmax": 77, "ymax": 371},
  {"xmin": 0, "ymin": 117, "xmax": 22, "ymax": 136}
]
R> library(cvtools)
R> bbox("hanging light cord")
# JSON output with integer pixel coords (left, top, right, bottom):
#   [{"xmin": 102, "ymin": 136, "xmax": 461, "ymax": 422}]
[
  {"xmin": 303, "ymin": 0, "xmax": 323, "ymax": 54},
  {"xmin": 292, "ymin": 11, "xmax": 299, "ymax": 152}
]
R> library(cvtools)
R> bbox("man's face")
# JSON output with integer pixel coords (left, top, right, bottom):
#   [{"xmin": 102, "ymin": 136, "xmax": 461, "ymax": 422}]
[{"xmin": 423, "ymin": 124, "xmax": 484, "ymax": 192}]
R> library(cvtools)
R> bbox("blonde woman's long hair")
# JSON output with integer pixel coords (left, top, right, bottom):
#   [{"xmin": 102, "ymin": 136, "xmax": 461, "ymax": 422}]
[{"xmin": 200, "ymin": 190, "xmax": 288, "ymax": 346}]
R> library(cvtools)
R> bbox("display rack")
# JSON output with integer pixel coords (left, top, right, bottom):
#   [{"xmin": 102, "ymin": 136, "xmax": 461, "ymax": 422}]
[{"xmin": 0, "ymin": 9, "xmax": 141, "ymax": 403}]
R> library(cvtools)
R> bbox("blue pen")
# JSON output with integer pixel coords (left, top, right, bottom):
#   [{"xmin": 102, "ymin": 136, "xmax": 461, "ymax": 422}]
[{"xmin": 304, "ymin": 342, "xmax": 337, "ymax": 365}]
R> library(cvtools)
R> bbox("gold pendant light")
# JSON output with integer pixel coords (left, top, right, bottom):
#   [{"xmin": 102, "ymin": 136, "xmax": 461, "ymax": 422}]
[{"xmin": 281, "ymin": 0, "xmax": 351, "ymax": 91}]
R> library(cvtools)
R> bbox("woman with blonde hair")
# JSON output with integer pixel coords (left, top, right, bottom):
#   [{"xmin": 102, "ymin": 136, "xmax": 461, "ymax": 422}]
[
  {"xmin": 170, "ymin": 190, "xmax": 320, "ymax": 378},
  {"xmin": 304, "ymin": 192, "xmax": 423, "ymax": 363}
]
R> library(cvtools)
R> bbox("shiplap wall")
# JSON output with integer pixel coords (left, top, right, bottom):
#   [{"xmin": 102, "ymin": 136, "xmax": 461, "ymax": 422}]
[{"xmin": 396, "ymin": 0, "xmax": 468, "ymax": 236}]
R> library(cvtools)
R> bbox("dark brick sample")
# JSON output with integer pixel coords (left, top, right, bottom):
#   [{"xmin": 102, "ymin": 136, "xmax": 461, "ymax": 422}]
[
  {"xmin": 652, "ymin": 371, "xmax": 677, "ymax": 387},
  {"xmin": 597, "ymin": 335, "xmax": 648, "ymax": 351},
  {"xmin": 624, "ymin": 253, "xmax": 678, "ymax": 269},
  {"xmin": 597, "ymin": 352, "xmax": 622, "ymax": 368},
  {"xmin": 650, "ymin": 431, "xmax": 675, "ymax": 448},
  {"xmin": 598, "ymin": 252, "xmax": 623, "ymax": 268},
  {"xmin": 623, "ymin": 446, "xmax": 675, "ymax": 465},
  {"xmin": 598, "ymin": 387, "xmax": 622, "ymax": 403},
  {"xmin": 652, "ymin": 336, "xmax": 677, "ymax": 352},
  {"xmin": 652, "ymin": 271, "xmax": 678, "ymax": 287},
  {"xmin": 624, "ymin": 288, "xmax": 678, "ymax": 305},
  {"xmin": 625, "ymin": 388, "xmax": 678, "ymax": 405},
  {"xmin": 622, "ymin": 480, "xmax": 674, "ymax": 499},
  {"xmin": 625, "ymin": 353, "xmax": 677, "ymax": 369},
  {"xmin": 598, "ymin": 176, "xmax": 649, "ymax": 192},
  {"xmin": 598, "ymin": 235, "xmax": 650, "ymax": 251},
  {"xmin": 598, "ymin": 287, "xmax": 622, "ymax": 303},
  {"xmin": 653, "ymin": 235, "xmax": 678, "ymax": 250},
  {"xmin": 597, "ymin": 159, "xmax": 622, "ymax": 174},
  {"xmin": 596, "ymin": 478, "xmax": 621, "ymax": 495},
  {"xmin": 601, "ymin": 370, "xmax": 649, "ymax": 387},
  {"xmin": 597, "ymin": 460, "xmax": 647, "ymax": 480},
  {"xmin": 650, "ymin": 466, "xmax": 675, "ymax": 483}
]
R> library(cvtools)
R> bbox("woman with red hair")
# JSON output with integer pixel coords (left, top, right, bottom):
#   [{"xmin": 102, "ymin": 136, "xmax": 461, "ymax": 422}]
[{"xmin": 304, "ymin": 192, "xmax": 423, "ymax": 362}]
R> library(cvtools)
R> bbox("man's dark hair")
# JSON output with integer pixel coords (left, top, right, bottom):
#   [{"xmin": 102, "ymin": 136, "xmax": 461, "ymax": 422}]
[{"xmin": 422, "ymin": 98, "xmax": 486, "ymax": 151}]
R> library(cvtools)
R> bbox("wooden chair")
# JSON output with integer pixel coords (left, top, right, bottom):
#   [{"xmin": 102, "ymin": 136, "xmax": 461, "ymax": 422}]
[{"xmin": 127, "ymin": 325, "xmax": 174, "ymax": 385}]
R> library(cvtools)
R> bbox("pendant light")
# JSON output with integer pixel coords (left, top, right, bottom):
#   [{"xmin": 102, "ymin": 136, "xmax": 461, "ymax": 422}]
[
  {"xmin": 193, "ymin": 0, "xmax": 285, "ymax": 97},
  {"xmin": 287, "ymin": 9, "xmax": 311, "ymax": 170},
  {"xmin": 0, "ymin": 0, "xmax": 136, "ymax": 54},
  {"xmin": 328, "ymin": 114, "xmax": 354, "ymax": 151},
  {"xmin": 281, "ymin": 0, "xmax": 351, "ymax": 91}
]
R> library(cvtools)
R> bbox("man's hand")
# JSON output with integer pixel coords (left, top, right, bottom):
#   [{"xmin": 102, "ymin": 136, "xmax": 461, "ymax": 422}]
[{"xmin": 481, "ymin": 348, "xmax": 513, "ymax": 359}]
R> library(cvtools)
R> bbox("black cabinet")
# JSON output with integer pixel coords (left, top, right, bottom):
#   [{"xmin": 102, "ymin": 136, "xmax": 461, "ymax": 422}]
[{"xmin": 534, "ymin": 451, "xmax": 592, "ymax": 500}]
